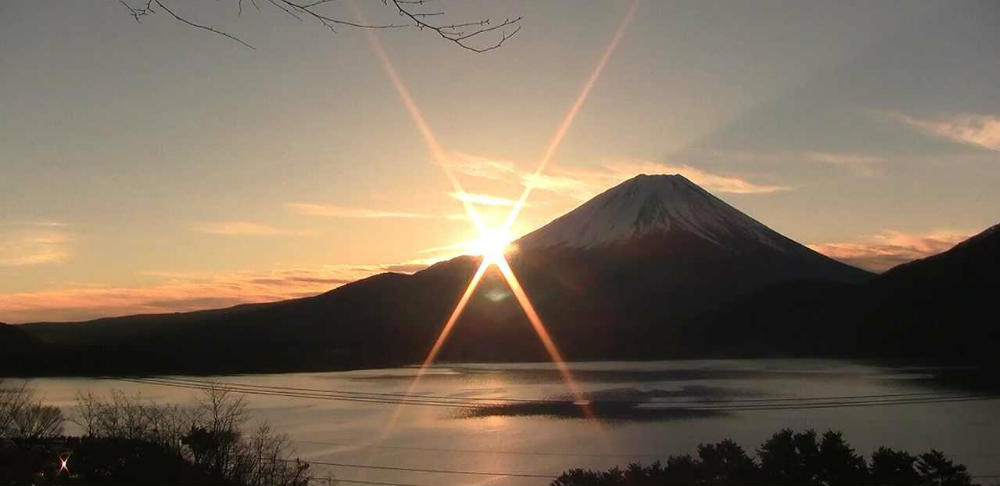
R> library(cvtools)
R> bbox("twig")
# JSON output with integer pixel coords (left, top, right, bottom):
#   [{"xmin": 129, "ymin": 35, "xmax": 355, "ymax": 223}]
[
  {"xmin": 152, "ymin": 0, "xmax": 256, "ymax": 49},
  {"xmin": 390, "ymin": 0, "xmax": 522, "ymax": 53},
  {"xmin": 117, "ymin": 0, "xmax": 520, "ymax": 52}
]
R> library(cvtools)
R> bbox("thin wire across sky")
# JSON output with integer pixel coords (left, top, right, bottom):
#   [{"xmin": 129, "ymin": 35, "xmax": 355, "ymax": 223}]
[{"xmin": 117, "ymin": 375, "xmax": 1000, "ymax": 413}]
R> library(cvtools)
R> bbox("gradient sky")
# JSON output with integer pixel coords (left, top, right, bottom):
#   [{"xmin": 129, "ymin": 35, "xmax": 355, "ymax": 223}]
[{"xmin": 2, "ymin": 0, "xmax": 998, "ymax": 322}]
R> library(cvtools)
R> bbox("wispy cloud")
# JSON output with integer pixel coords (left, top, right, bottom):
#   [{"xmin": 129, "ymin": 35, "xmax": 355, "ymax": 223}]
[
  {"xmin": 15, "ymin": 221, "xmax": 68, "ymax": 228},
  {"xmin": 537, "ymin": 162, "xmax": 790, "ymax": 200},
  {"xmin": 192, "ymin": 221, "xmax": 313, "ymax": 236},
  {"xmin": 286, "ymin": 202, "xmax": 437, "ymax": 219},
  {"xmin": 520, "ymin": 172, "xmax": 603, "ymax": 201},
  {"xmin": 416, "ymin": 242, "xmax": 468, "ymax": 255},
  {"xmin": 448, "ymin": 192, "xmax": 520, "ymax": 207},
  {"xmin": 894, "ymin": 113, "xmax": 1000, "ymax": 151},
  {"xmin": 444, "ymin": 153, "xmax": 789, "ymax": 202},
  {"xmin": 443, "ymin": 153, "xmax": 520, "ymax": 181},
  {"xmin": 0, "ymin": 261, "xmax": 432, "ymax": 323},
  {"xmin": 804, "ymin": 151, "xmax": 887, "ymax": 176},
  {"xmin": 626, "ymin": 163, "xmax": 790, "ymax": 195},
  {"xmin": 0, "ymin": 225, "xmax": 72, "ymax": 266},
  {"xmin": 376, "ymin": 263, "xmax": 431, "ymax": 273},
  {"xmin": 808, "ymin": 229, "xmax": 971, "ymax": 272}
]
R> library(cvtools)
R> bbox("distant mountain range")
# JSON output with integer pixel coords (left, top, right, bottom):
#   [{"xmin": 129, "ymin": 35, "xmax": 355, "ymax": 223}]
[
  {"xmin": 3, "ymin": 175, "xmax": 997, "ymax": 376},
  {"xmin": 680, "ymin": 220, "xmax": 1000, "ymax": 363}
]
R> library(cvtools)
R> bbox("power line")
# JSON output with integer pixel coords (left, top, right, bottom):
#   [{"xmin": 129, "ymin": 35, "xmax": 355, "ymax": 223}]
[
  {"xmin": 284, "ymin": 453, "xmax": 1000, "ymax": 484},
  {"xmin": 113, "ymin": 375, "xmax": 997, "ymax": 411},
  {"xmin": 119, "ymin": 376, "xmax": 509, "ymax": 408},
  {"xmin": 294, "ymin": 439, "xmax": 666, "ymax": 458},
  {"xmin": 282, "ymin": 458, "xmax": 556, "ymax": 479},
  {"xmin": 313, "ymin": 477, "xmax": 436, "ymax": 486},
  {"xmin": 113, "ymin": 375, "xmax": 504, "ymax": 401},
  {"xmin": 317, "ymin": 473, "xmax": 1000, "ymax": 486},
  {"xmin": 105, "ymin": 377, "xmax": 1000, "ymax": 482},
  {"xmin": 114, "ymin": 377, "xmax": 483, "ymax": 408},
  {"xmin": 687, "ymin": 395, "xmax": 999, "ymax": 411},
  {"xmin": 114, "ymin": 376, "xmax": 1000, "ymax": 413},
  {"xmin": 115, "ymin": 374, "xmax": 977, "ymax": 404}
]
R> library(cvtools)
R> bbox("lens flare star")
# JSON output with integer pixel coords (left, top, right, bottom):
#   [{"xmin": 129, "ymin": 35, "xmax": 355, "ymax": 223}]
[
  {"xmin": 58, "ymin": 452, "xmax": 71, "ymax": 475},
  {"xmin": 360, "ymin": 0, "xmax": 639, "ymax": 435}
]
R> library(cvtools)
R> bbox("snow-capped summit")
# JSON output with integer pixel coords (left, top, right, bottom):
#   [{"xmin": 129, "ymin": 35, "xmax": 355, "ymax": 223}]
[{"xmin": 517, "ymin": 174, "xmax": 798, "ymax": 252}]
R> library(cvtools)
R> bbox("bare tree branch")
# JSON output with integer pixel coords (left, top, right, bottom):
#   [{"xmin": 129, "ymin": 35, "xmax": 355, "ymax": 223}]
[
  {"xmin": 153, "ymin": 0, "xmax": 257, "ymax": 49},
  {"xmin": 274, "ymin": 0, "xmax": 409, "ymax": 30},
  {"xmin": 388, "ymin": 0, "xmax": 522, "ymax": 53},
  {"xmin": 265, "ymin": 0, "xmax": 304, "ymax": 22},
  {"xmin": 117, "ymin": 0, "xmax": 521, "ymax": 52}
]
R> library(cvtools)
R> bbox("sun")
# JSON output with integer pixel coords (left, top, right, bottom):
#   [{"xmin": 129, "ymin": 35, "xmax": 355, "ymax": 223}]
[
  {"xmin": 469, "ymin": 227, "xmax": 513, "ymax": 263},
  {"xmin": 366, "ymin": 0, "xmax": 639, "ymax": 437}
]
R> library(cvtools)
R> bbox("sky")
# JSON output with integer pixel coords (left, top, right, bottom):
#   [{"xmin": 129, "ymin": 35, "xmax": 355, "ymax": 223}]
[{"xmin": 1, "ymin": 0, "xmax": 998, "ymax": 323}]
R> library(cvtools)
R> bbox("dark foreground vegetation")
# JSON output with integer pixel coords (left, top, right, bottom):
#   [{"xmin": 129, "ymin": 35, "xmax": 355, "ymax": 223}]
[
  {"xmin": 0, "ymin": 380, "xmax": 312, "ymax": 485},
  {"xmin": 5, "ymin": 382, "xmax": 980, "ymax": 486},
  {"xmin": 553, "ymin": 429, "xmax": 973, "ymax": 486}
]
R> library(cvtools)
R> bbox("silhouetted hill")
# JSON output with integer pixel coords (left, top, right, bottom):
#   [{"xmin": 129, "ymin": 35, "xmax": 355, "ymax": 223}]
[
  {"xmin": 437, "ymin": 175, "xmax": 868, "ymax": 362},
  {"xmin": 684, "ymin": 222, "xmax": 1000, "ymax": 364},
  {"xmin": 860, "ymin": 223, "xmax": 1000, "ymax": 363},
  {"xmin": 0, "ymin": 322, "xmax": 47, "ymax": 373},
  {"xmin": 17, "ymin": 269, "xmax": 475, "ymax": 374},
  {"xmin": 9, "ymin": 175, "xmax": 880, "ymax": 376},
  {"xmin": 0, "ymin": 321, "xmax": 41, "ymax": 349}
]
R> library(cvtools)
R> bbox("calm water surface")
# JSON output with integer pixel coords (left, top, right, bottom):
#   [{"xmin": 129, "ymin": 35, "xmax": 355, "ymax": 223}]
[{"xmin": 21, "ymin": 360, "xmax": 1000, "ymax": 485}]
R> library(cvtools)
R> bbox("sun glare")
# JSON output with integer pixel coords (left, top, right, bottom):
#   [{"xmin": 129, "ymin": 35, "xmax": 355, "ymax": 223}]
[
  {"xmin": 470, "ymin": 227, "xmax": 513, "ymax": 263},
  {"xmin": 365, "ymin": 0, "xmax": 639, "ymax": 439}
]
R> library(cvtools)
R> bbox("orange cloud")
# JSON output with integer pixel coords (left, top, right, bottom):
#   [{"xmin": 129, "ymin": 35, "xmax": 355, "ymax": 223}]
[
  {"xmin": 894, "ymin": 113, "xmax": 1000, "ymax": 151},
  {"xmin": 0, "ymin": 227, "xmax": 72, "ymax": 266},
  {"xmin": 286, "ymin": 202, "xmax": 438, "ymax": 219},
  {"xmin": 0, "ymin": 262, "xmax": 431, "ymax": 323},
  {"xmin": 448, "ymin": 192, "xmax": 520, "ymax": 207},
  {"xmin": 442, "ymin": 153, "xmax": 520, "ymax": 181},
  {"xmin": 808, "ymin": 230, "xmax": 971, "ymax": 272},
  {"xmin": 192, "ymin": 221, "xmax": 313, "ymax": 236}
]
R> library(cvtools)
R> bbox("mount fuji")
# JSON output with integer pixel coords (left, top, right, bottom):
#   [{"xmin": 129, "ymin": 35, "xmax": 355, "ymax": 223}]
[
  {"xmin": 519, "ymin": 174, "xmax": 799, "ymax": 252},
  {"xmin": 510, "ymin": 174, "xmax": 868, "ymax": 291},
  {"xmin": 12, "ymin": 174, "xmax": 877, "ymax": 375}
]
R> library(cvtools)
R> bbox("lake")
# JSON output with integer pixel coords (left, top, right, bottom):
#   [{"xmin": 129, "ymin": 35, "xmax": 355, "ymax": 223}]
[{"xmin": 19, "ymin": 359, "xmax": 1000, "ymax": 485}]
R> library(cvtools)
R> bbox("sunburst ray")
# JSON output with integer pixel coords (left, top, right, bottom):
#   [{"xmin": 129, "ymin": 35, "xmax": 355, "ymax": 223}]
[{"xmin": 357, "ymin": 0, "xmax": 639, "ymax": 437}]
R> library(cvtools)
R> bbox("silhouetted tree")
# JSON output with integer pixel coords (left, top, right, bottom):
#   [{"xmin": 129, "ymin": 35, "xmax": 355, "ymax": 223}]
[
  {"xmin": 757, "ymin": 429, "xmax": 821, "ymax": 485},
  {"xmin": 816, "ymin": 430, "xmax": 868, "ymax": 485},
  {"xmin": 552, "ymin": 429, "xmax": 978, "ymax": 486},
  {"xmin": 73, "ymin": 386, "xmax": 311, "ymax": 486},
  {"xmin": 870, "ymin": 447, "xmax": 921, "ymax": 486},
  {"xmin": 74, "ymin": 390, "xmax": 191, "ymax": 450},
  {"xmin": 623, "ymin": 461, "xmax": 664, "ymax": 486},
  {"xmin": 0, "ymin": 380, "xmax": 64, "ymax": 440},
  {"xmin": 697, "ymin": 439, "xmax": 758, "ymax": 485},
  {"xmin": 662, "ymin": 455, "xmax": 700, "ymax": 485},
  {"xmin": 553, "ymin": 466, "xmax": 626, "ymax": 486},
  {"xmin": 916, "ymin": 450, "xmax": 972, "ymax": 486}
]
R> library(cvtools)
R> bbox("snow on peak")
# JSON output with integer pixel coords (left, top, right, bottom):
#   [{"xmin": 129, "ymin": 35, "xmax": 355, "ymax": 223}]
[{"xmin": 517, "ymin": 174, "xmax": 793, "ymax": 251}]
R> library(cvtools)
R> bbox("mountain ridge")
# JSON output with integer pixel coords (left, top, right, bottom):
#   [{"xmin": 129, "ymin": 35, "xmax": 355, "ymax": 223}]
[
  {"xmin": 684, "ymin": 221, "xmax": 1000, "ymax": 364},
  {"xmin": 10, "ymin": 174, "xmax": 995, "ymax": 376}
]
